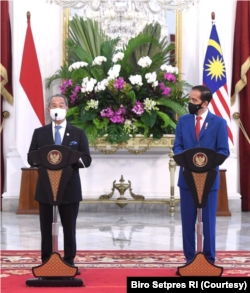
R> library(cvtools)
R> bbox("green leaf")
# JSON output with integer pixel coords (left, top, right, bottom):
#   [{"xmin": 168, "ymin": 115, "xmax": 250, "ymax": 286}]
[
  {"xmin": 135, "ymin": 120, "xmax": 146, "ymax": 128},
  {"xmin": 45, "ymin": 63, "xmax": 72, "ymax": 88},
  {"xmin": 105, "ymin": 124, "xmax": 130, "ymax": 144},
  {"xmin": 152, "ymin": 126, "xmax": 163, "ymax": 140},
  {"xmin": 66, "ymin": 106, "xmax": 80, "ymax": 117},
  {"xmin": 157, "ymin": 111, "xmax": 171, "ymax": 128},
  {"xmin": 81, "ymin": 108, "xmax": 97, "ymax": 124},
  {"xmin": 72, "ymin": 68, "xmax": 91, "ymax": 81},
  {"xmin": 90, "ymin": 66, "xmax": 106, "ymax": 81},
  {"xmin": 169, "ymin": 120, "xmax": 177, "ymax": 129},
  {"xmin": 101, "ymin": 38, "xmax": 120, "ymax": 74},
  {"xmin": 71, "ymin": 46, "xmax": 93, "ymax": 63},
  {"xmin": 141, "ymin": 110, "xmax": 157, "ymax": 128},
  {"xmin": 93, "ymin": 117, "xmax": 109, "ymax": 130},
  {"xmin": 126, "ymin": 90, "xmax": 136, "ymax": 106},
  {"xmin": 82, "ymin": 121, "xmax": 98, "ymax": 146},
  {"xmin": 157, "ymin": 98, "xmax": 188, "ymax": 116},
  {"xmin": 120, "ymin": 34, "xmax": 160, "ymax": 73}
]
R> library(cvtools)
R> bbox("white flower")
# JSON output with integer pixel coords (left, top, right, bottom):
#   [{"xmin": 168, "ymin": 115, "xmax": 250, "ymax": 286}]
[
  {"xmin": 101, "ymin": 78, "xmax": 109, "ymax": 87},
  {"xmin": 107, "ymin": 64, "xmax": 121, "ymax": 80},
  {"xmin": 124, "ymin": 119, "xmax": 132, "ymax": 126},
  {"xmin": 124, "ymin": 119, "xmax": 138, "ymax": 134},
  {"xmin": 68, "ymin": 61, "xmax": 88, "ymax": 71},
  {"xmin": 138, "ymin": 56, "xmax": 152, "ymax": 68},
  {"xmin": 129, "ymin": 75, "xmax": 143, "ymax": 86},
  {"xmin": 145, "ymin": 72, "xmax": 157, "ymax": 84},
  {"xmin": 112, "ymin": 52, "xmax": 124, "ymax": 63},
  {"xmin": 94, "ymin": 79, "xmax": 108, "ymax": 92},
  {"xmin": 92, "ymin": 56, "xmax": 107, "ymax": 66},
  {"xmin": 160, "ymin": 64, "xmax": 177, "ymax": 74},
  {"xmin": 86, "ymin": 82, "xmax": 95, "ymax": 92},
  {"xmin": 153, "ymin": 81, "xmax": 158, "ymax": 87},
  {"xmin": 81, "ymin": 77, "xmax": 97, "ymax": 93},
  {"xmin": 173, "ymin": 67, "xmax": 179, "ymax": 74},
  {"xmin": 85, "ymin": 99, "xmax": 99, "ymax": 110},
  {"xmin": 143, "ymin": 98, "xmax": 159, "ymax": 112}
]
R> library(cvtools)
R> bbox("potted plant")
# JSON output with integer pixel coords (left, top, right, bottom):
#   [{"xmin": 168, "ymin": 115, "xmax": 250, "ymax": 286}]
[{"xmin": 46, "ymin": 16, "xmax": 191, "ymax": 146}]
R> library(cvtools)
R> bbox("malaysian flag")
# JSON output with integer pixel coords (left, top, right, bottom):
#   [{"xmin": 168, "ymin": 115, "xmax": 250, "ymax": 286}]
[{"xmin": 203, "ymin": 24, "xmax": 234, "ymax": 149}]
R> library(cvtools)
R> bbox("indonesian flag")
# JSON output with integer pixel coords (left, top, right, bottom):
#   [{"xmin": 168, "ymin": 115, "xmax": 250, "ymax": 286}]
[{"xmin": 18, "ymin": 12, "xmax": 45, "ymax": 166}]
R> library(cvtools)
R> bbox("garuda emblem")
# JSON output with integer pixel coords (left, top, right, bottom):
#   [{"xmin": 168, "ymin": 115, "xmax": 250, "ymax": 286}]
[
  {"xmin": 193, "ymin": 153, "xmax": 208, "ymax": 167},
  {"xmin": 47, "ymin": 150, "xmax": 62, "ymax": 165}
]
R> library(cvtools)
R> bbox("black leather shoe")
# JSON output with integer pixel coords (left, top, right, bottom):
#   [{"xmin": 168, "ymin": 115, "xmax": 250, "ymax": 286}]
[
  {"xmin": 76, "ymin": 269, "xmax": 81, "ymax": 275},
  {"xmin": 176, "ymin": 270, "xmax": 180, "ymax": 276}
]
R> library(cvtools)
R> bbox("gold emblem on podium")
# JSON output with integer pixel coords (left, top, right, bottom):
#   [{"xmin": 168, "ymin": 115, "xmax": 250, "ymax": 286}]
[
  {"xmin": 193, "ymin": 153, "xmax": 208, "ymax": 167},
  {"xmin": 47, "ymin": 150, "xmax": 62, "ymax": 165}
]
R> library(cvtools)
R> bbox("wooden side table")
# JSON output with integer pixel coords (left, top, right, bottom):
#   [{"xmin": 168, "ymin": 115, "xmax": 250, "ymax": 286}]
[
  {"xmin": 16, "ymin": 167, "xmax": 39, "ymax": 214},
  {"xmin": 216, "ymin": 169, "xmax": 231, "ymax": 216}
]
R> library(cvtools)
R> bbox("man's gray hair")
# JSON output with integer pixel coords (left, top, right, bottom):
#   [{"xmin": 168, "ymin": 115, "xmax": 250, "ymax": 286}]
[{"xmin": 47, "ymin": 94, "xmax": 68, "ymax": 107}]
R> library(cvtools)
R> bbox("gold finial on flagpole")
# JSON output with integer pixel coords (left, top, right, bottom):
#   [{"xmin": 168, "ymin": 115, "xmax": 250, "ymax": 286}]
[{"xmin": 211, "ymin": 12, "xmax": 215, "ymax": 24}]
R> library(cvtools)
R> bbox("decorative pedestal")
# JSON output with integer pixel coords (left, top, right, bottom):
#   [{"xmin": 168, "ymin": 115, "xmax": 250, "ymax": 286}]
[
  {"xmin": 16, "ymin": 167, "xmax": 39, "ymax": 214},
  {"xmin": 216, "ymin": 169, "xmax": 231, "ymax": 216}
]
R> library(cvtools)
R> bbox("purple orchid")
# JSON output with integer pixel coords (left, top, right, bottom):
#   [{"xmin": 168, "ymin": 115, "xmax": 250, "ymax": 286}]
[
  {"xmin": 75, "ymin": 86, "xmax": 82, "ymax": 92},
  {"xmin": 114, "ymin": 106, "xmax": 126, "ymax": 115},
  {"xmin": 164, "ymin": 73, "xmax": 176, "ymax": 83},
  {"xmin": 63, "ymin": 79, "xmax": 68, "ymax": 87},
  {"xmin": 110, "ymin": 115, "xmax": 125, "ymax": 123},
  {"xmin": 132, "ymin": 100, "xmax": 144, "ymax": 115},
  {"xmin": 70, "ymin": 90, "xmax": 78, "ymax": 103},
  {"xmin": 159, "ymin": 83, "xmax": 171, "ymax": 96},
  {"xmin": 59, "ymin": 85, "xmax": 66, "ymax": 94},
  {"xmin": 68, "ymin": 79, "xmax": 73, "ymax": 86},
  {"xmin": 100, "ymin": 107, "xmax": 114, "ymax": 118},
  {"xmin": 114, "ymin": 77, "xmax": 126, "ymax": 90}
]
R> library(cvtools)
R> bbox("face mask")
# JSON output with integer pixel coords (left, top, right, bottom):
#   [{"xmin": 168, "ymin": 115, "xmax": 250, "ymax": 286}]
[
  {"xmin": 188, "ymin": 102, "xmax": 203, "ymax": 115},
  {"xmin": 50, "ymin": 108, "xmax": 67, "ymax": 120}
]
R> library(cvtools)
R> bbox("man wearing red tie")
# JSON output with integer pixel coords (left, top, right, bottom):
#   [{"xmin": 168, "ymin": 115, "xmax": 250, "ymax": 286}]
[{"xmin": 173, "ymin": 86, "xmax": 229, "ymax": 274}]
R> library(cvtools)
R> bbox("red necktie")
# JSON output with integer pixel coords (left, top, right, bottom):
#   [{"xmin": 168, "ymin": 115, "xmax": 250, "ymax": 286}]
[{"xmin": 195, "ymin": 116, "xmax": 202, "ymax": 140}]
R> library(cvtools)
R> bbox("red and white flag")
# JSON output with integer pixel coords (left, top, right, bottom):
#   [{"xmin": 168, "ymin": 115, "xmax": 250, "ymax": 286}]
[{"xmin": 18, "ymin": 12, "xmax": 45, "ymax": 165}]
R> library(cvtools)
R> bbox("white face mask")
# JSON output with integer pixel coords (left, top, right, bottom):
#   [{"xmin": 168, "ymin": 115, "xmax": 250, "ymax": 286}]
[{"xmin": 50, "ymin": 108, "xmax": 67, "ymax": 121}]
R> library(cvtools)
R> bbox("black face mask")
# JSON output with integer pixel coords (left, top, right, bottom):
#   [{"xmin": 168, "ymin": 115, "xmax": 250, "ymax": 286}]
[{"xmin": 188, "ymin": 102, "xmax": 203, "ymax": 115}]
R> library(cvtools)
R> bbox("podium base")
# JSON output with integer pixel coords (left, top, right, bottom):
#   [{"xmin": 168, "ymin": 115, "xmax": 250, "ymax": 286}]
[
  {"xmin": 177, "ymin": 252, "xmax": 223, "ymax": 277},
  {"xmin": 26, "ymin": 277, "xmax": 84, "ymax": 287}
]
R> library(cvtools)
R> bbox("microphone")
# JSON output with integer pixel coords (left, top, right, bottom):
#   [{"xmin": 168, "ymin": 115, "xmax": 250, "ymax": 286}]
[{"xmin": 54, "ymin": 113, "xmax": 58, "ymax": 145}]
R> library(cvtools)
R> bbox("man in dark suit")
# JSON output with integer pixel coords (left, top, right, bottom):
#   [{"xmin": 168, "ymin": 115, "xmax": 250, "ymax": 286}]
[
  {"xmin": 173, "ymin": 85, "xmax": 229, "ymax": 274},
  {"xmin": 28, "ymin": 94, "xmax": 91, "ymax": 275}
]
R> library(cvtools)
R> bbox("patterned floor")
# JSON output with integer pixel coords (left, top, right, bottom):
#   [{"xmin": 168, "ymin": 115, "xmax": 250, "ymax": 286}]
[{"xmin": 1, "ymin": 251, "xmax": 250, "ymax": 277}]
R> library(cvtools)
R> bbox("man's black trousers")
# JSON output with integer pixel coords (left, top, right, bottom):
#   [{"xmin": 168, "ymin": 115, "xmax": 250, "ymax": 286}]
[{"xmin": 38, "ymin": 201, "xmax": 79, "ymax": 265}]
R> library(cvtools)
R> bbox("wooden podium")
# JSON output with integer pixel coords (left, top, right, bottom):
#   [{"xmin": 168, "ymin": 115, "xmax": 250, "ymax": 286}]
[
  {"xmin": 16, "ymin": 167, "xmax": 39, "ymax": 214},
  {"xmin": 216, "ymin": 169, "xmax": 231, "ymax": 216}
]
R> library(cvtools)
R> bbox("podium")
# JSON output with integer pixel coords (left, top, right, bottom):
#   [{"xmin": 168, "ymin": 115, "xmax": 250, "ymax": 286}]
[
  {"xmin": 26, "ymin": 145, "xmax": 84, "ymax": 287},
  {"xmin": 173, "ymin": 147, "xmax": 227, "ymax": 277}
]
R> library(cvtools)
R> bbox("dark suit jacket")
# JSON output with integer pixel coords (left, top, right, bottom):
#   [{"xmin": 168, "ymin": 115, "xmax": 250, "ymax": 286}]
[
  {"xmin": 173, "ymin": 111, "xmax": 230, "ymax": 191},
  {"xmin": 28, "ymin": 122, "xmax": 92, "ymax": 204}
]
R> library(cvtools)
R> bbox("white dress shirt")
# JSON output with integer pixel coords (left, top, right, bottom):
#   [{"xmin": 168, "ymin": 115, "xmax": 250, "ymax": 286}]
[
  {"xmin": 195, "ymin": 109, "xmax": 208, "ymax": 130},
  {"xmin": 52, "ymin": 119, "xmax": 67, "ymax": 143}
]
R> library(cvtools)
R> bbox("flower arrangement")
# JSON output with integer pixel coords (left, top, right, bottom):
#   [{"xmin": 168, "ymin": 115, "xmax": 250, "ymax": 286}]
[{"xmin": 46, "ymin": 18, "xmax": 191, "ymax": 145}]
